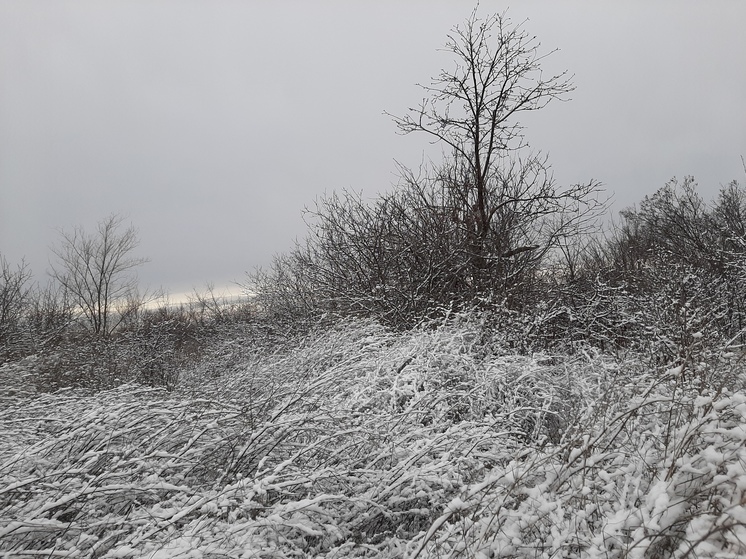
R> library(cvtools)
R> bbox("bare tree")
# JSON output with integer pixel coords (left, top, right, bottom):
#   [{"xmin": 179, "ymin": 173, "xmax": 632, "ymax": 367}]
[
  {"xmin": 388, "ymin": 9, "xmax": 603, "ymax": 293},
  {"xmin": 0, "ymin": 254, "xmax": 33, "ymax": 356},
  {"xmin": 50, "ymin": 214, "xmax": 148, "ymax": 337}
]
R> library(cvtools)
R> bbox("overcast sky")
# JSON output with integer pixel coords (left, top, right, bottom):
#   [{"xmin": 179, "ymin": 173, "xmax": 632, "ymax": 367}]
[{"xmin": 1, "ymin": 1, "xmax": 745, "ymax": 298}]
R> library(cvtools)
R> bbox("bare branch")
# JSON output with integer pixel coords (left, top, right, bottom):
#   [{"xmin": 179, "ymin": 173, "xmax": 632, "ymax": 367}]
[{"xmin": 50, "ymin": 214, "xmax": 148, "ymax": 336}]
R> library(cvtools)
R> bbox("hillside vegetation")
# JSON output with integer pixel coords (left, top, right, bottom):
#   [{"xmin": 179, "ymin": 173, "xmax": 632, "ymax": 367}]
[{"xmin": 2, "ymin": 314, "xmax": 746, "ymax": 557}]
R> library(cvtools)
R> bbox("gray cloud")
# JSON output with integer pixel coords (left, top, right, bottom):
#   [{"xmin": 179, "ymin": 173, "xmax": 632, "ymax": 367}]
[{"xmin": 1, "ymin": 1, "xmax": 744, "ymax": 296}]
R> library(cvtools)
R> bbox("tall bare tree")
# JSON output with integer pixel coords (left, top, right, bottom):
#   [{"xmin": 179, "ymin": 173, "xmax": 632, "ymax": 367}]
[
  {"xmin": 50, "ymin": 214, "xmax": 147, "ymax": 337},
  {"xmin": 388, "ymin": 9, "xmax": 602, "ymax": 291}
]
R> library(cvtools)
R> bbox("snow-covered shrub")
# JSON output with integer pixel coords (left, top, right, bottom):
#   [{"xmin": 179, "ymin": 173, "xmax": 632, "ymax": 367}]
[
  {"xmin": 3, "ymin": 313, "xmax": 746, "ymax": 558},
  {"xmin": 0, "ymin": 313, "xmax": 597, "ymax": 557},
  {"xmin": 411, "ymin": 365, "xmax": 746, "ymax": 558}
]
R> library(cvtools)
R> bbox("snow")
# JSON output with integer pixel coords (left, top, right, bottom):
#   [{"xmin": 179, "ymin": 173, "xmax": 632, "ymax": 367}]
[{"xmin": 2, "ymin": 315, "xmax": 746, "ymax": 557}]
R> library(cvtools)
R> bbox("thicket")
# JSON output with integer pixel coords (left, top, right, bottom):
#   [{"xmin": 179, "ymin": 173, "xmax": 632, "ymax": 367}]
[
  {"xmin": 0, "ymin": 269, "xmax": 262, "ymax": 393},
  {"xmin": 3, "ymin": 314, "xmax": 746, "ymax": 557},
  {"xmin": 5, "ymin": 175, "xmax": 746, "ymax": 393},
  {"xmin": 244, "ymin": 9, "xmax": 746, "ymax": 367},
  {"xmin": 249, "ymin": 10, "xmax": 604, "ymax": 328}
]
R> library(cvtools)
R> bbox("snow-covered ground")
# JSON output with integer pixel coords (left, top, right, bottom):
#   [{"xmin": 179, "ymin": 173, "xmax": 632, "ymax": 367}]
[{"xmin": 2, "ymin": 316, "xmax": 746, "ymax": 557}]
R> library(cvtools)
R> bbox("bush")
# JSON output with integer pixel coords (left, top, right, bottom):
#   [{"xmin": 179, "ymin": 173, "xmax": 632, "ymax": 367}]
[
  {"xmin": 4, "ymin": 313, "xmax": 746, "ymax": 557},
  {"xmin": 1, "ymin": 313, "xmax": 606, "ymax": 557}
]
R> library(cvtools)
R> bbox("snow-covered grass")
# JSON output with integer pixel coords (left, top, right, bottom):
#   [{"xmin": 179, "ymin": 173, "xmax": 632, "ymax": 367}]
[{"xmin": 2, "ymin": 314, "xmax": 746, "ymax": 557}]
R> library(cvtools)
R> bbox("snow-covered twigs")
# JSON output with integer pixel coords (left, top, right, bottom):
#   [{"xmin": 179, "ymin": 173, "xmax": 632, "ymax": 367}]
[
  {"xmin": 3, "ymin": 313, "xmax": 746, "ymax": 557},
  {"xmin": 411, "ymin": 362, "xmax": 746, "ymax": 558},
  {"xmin": 1, "ymin": 315, "xmax": 565, "ymax": 557}
]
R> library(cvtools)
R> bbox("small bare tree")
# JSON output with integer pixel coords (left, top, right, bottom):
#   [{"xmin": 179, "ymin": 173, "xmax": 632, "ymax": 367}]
[
  {"xmin": 50, "ymin": 214, "xmax": 148, "ymax": 337},
  {"xmin": 0, "ymin": 254, "xmax": 33, "ymax": 356}
]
